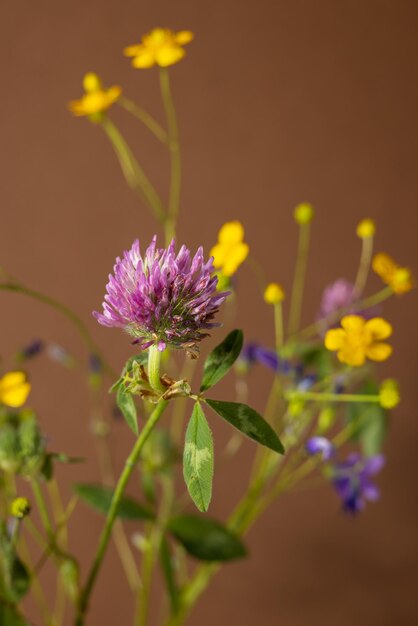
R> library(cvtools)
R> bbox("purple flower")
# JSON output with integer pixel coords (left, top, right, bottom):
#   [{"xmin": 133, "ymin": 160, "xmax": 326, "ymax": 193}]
[
  {"xmin": 320, "ymin": 279, "xmax": 355, "ymax": 318},
  {"xmin": 332, "ymin": 453, "xmax": 385, "ymax": 514},
  {"xmin": 238, "ymin": 343, "xmax": 291, "ymax": 374},
  {"xmin": 94, "ymin": 237, "xmax": 229, "ymax": 353},
  {"xmin": 18, "ymin": 339, "xmax": 44, "ymax": 360},
  {"xmin": 306, "ymin": 436, "xmax": 335, "ymax": 460}
]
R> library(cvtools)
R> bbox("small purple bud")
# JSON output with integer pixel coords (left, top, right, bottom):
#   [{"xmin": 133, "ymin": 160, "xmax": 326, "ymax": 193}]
[{"xmin": 306, "ymin": 436, "xmax": 335, "ymax": 461}]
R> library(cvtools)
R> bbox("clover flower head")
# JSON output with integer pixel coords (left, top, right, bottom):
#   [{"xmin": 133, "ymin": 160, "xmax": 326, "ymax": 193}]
[
  {"xmin": 93, "ymin": 236, "xmax": 229, "ymax": 354},
  {"xmin": 324, "ymin": 315, "xmax": 392, "ymax": 367},
  {"xmin": 372, "ymin": 253, "xmax": 413, "ymax": 295},
  {"xmin": 0, "ymin": 372, "xmax": 31, "ymax": 408},
  {"xmin": 332, "ymin": 453, "xmax": 385, "ymax": 514},
  {"xmin": 210, "ymin": 221, "xmax": 249, "ymax": 278},
  {"xmin": 124, "ymin": 28, "xmax": 194, "ymax": 69},
  {"xmin": 68, "ymin": 72, "xmax": 121, "ymax": 121}
]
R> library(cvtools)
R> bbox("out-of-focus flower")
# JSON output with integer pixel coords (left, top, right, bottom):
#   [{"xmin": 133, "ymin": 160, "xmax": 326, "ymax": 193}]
[
  {"xmin": 324, "ymin": 315, "xmax": 392, "ymax": 367},
  {"xmin": 238, "ymin": 343, "xmax": 279, "ymax": 373},
  {"xmin": 94, "ymin": 236, "xmax": 228, "ymax": 354},
  {"xmin": 320, "ymin": 279, "xmax": 355, "ymax": 318},
  {"xmin": 317, "ymin": 406, "xmax": 336, "ymax": 433},
  {"xmin": 124, "ymin": 28, "xmax": 194, "ymax": 69},
  {"xmin": 47, "ymin": 344, "xmax": 75, "ymax": 369},
  {"xmin": 17, "ymin": 339, "xmax": 44, "ymax": 361},
  {"xmin": 10, "ymin": 497, "xmax": 31, "ymax": 519},
  {"xmin": 379, "ymin": 379, "xmax": 400, "ymax": 409},
  {"xmin": 210, "ymin": 221, "xmax": 249, "ymax": 278},
  {"xmin": 68, "ymin": 73, "xmax": 121, "ymax": 121},
  {"xmin": 372, "ymin": 253, "xmax": 413, "ymax": 295},
  {"xmin": 294, "ymin": 202, "xmax": 314, "ymax": 225},
  {"xmin": 305, "ymin": 436, "xmax": 335, "ymax": 461},
  {"xmin": 264, "ymin": 282, "xmax": 285, "ymax": 305},
  {"xmin": 0, "ymin": 372, "xmax": 31, "ymax": 408},
  {"xmin": 331, "ymin": 453, "xmax": 385, "ymax": 514},
  {"xmin": 356, "ymin": 218, "xmax": 376, "ymax": 239}
]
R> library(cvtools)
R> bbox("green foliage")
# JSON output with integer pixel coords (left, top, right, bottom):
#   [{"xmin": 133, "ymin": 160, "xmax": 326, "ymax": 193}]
[
  {"xmin": 116, "ymin": 386, "xmax": 139, "ymax": 436},
  {"xmin": 168, "ymin": 514, "xmax": 247, "ymax": 561},
  {"xmin": 183, "ymin": 403, "xmax": 214, "ymax": 512},
  {"xmin": 0, "ymin": 411, "xmax": 45, "ymax": 476},
  {"xmin": 200, "ymin": 329, "xmax": 243, "ymax": 392},
  {"xmin": 59, "ymin": 558, "xmax": 80, "ymax": 604},
  {"xmin": 0, "ymin": 523, "xmax": 30, "ymax": 604},
  {"xmin": 109, "ymin": 353, "xmax": 149, "ymax": 393},
  {"xmin": 0, "ymin": 604, "xmax": 29, "ymax": 626},
  {"xmin": 347, "ymin": 381, "xmax": 388, "ymax": 456},
  {"xmin": 40, "ymin": 452, "xmax": 84, "ymax": 482},
  {"xmin": 74, "ymin": 484, "xmax": 154, "ymax": 520},
  {"xmin": 205, "ymin": 399, "xmax": 284, "ymax": 454},
  {"xmin": 159, "ymin": 536, "xmax": 179, "ymax": 613}
]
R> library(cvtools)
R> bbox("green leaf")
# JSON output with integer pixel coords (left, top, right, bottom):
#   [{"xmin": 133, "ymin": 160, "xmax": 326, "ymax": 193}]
[
  {"xmin": 347, "ymin": 381, "xmax": 388, "ymax": 456},
  {"xmin": 159, "ymin": 536, "xmax": 179, "ymax": 613},
  {"xmin": 0, "ymin": 604, "xmax": 29, "ymax": 626},
  {"xmin": 206, "ymin": 399, "xmax": 284, "ymax": 454},
  {"xmin": 110, "ymin": 353, "xmax": 149, "ymax": 392},
  {"xmin": 183, "ymin": 403, "xmax": 214, "ymax": 512},
  {"xmin": 200, "ymin": 329, "xmax": 243, "ymax": 392},
  {"xmin": 116, "ymin": 386, "xmax": 139, "ymax": 436},
  {"xmin": 168, "ymin": 514, "xmax": 247, "ymax": 561},
  {"xmin": 74, "ymin": 484, "xmax": 153, "ymax": 520}
]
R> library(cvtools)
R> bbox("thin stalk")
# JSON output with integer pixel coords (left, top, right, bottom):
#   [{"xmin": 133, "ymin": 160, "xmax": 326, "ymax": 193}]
[
  {"xmin": 354, "ymin": 236, "xmax": 374, "ymax": 297},
  {"xmin": 148, "ymin": 345, "xmax": 165, "ymax": 393},
  {"xmin": 288, "ymin": 222, "xmax": 311, "ymax": 335},
  {"xmin": 159, "ymin": 69, "xmax": 181, "ymax": 245},
  {"xmin": 101, "ymin": 117, "xmax": 166, "ymax": 223},
  {"xmin": 274, "ymin": 302, "xmax": 284, "ymax": 352},
  {"xmin": 118, "ymin": 97, "xmax": 169, "ymax": 144},
  {"xmin": 76, "ymin": 399, "xmax": 168, "ymax": 626},
  {"xmin": 289, "ymin": 390, "xmax": 380, "ymax": 404}
]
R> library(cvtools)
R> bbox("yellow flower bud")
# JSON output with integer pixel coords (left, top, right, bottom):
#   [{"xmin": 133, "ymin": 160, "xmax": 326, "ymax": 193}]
[
  {"xmin": 11, "ymin": 497, "xmax": 31, "ymax": 519},
  {"xmin": 294, "ymin": 203, "xmax": 314, "ymax": 225},
  {"xmin": 356, "ymin": 218, "xmax": 376, "ymax": 239},
  {"xmin": 83, "ymin": 72, "xmax": 102, "ymax": 93},
  {"xmin": 264, "ymin": 282, "xmax": 285, "ymax": 305},
  {"xmin": 379, "ymin": 379, "xmax": 400, "ymax": 409},
  {"xmin": 317, "ymin": 406, "xmax": 336, "ymax": 433}
]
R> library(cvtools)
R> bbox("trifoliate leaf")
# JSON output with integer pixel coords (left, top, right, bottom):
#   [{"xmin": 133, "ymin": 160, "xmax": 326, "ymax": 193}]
[
  {"xmin": 183, "ymin": 402, "xmax": 214, "ymax": 512},
  {"xmin": 200, "ymin": 329, "xmax": 243, "ymax": 392},
  {"xmin": 74, "ymin": 484, "xmax": 153, "ymax": 520}
]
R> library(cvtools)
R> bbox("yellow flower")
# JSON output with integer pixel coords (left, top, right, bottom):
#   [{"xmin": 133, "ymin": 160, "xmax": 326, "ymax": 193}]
[
  {"xmin": 294, "ymin": 202, "xmax": 314, "ymax": 225},
  {"xmin": 356, "ymin": 218, "xmax": 376, "ymax": 239},
  {"xmin": 0, "ymin": 372, "xmax": 31, "ymax": 408},
  {"xmin": 264, "ymin": 283, "xmax": 285, "ymax": 304},
  {"xmin": 11, "ymin": 497, "xmax": 31, "ymax": 519},
  {"xmin": 210, "ymin": 221, "xmax": 249, "ymax": 277},
  {"xmin": 379, "ymin": 379, "xmax": 400, "ymax": 409},
  {"xmin": 372, "ymin": 252, "xmax": 413, "ymax": 294},
  {"xmin": 68, "ymin": 72, "xmax": 121, "ymax": 121},
  {"xmin": 124, "ymin": 28, "xmax": 194, "ymax": 69},
  {"xmin": 324, "ymin": 315, "xmax": 393, "ymax": 367}
]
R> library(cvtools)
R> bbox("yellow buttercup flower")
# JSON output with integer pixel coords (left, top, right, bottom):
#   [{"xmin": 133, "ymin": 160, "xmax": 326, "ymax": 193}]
[
  {"xmin": 68, "ymin": 72, "xmax": 121, "ymax": 121},
  {"xmin": 11, "ymin": 497, "xmax": 31, "ymax": 519},
  {"xmin": 379, "ymin": 379, "xmax": 400, "ymax": 409},
  {"xmin": 210, "ymin": 221, "xmax": 249, "ymax": 277},
  {"xmin": 124, "ymin": 28, "xmax": 194, "ymax": 69},
  {"xmin": 372, "ymin": 252, "xmax": 413, "ymax": 294},
  {"xmin": 264, "ymin": 283, "xmax": 285, "ymax": 305},
  {"xmin": 294, "ymin": 202, "xmax": 314, "ymax": 225},
  {"xmin": 0, "ymin": 371, "xmax": 31, "ymax": 408},
  {"xmin": 324, "ymin": 315, "xmax": 393, "ymax": 367},
  {"xmin": 356, "ymin": 218, "xmax": 376, "ymax": 239}
]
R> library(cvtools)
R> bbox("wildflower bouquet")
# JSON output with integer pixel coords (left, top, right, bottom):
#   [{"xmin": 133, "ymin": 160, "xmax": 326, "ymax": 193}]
[{"xmin": 0, "ymin": 27, "xmax": 414, "ymax": 626}]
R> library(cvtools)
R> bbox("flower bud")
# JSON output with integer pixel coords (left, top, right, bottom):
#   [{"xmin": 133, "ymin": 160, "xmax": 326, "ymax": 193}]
[
  {"xmin": 379, "ymin": 379, "xmax": 400, "ymax": 409},
  {"xmin": 264, "ymin": 282, "xmax": 285, "ymax": 305},
  {"xmin": 356, "ymin": 218, "xmax": 376, "ymax": 239},
  {"xmin": 10, "ymin": 497, "xmax": 31, "ymax": 519},
  {"xmin": 294, "ymin": 203, "xmax": 314, "ymax": 225},
  {"xmin": 83, "ymin": 72, "xmax": 102, "ymax": 93},
  {"xmin": 59, "ymin": 558, "xmax": 80, "ymax": 603}
]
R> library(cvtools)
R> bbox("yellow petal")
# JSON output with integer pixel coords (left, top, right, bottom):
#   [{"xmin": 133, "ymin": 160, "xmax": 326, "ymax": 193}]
[
  {"xmin": 156, "ymin": 45, "xmax": 185, "ymax": 67},
  {"xmin": 341, "ymin": 315, "xmax": 365, "ymax": 331},
  {"xmin": 132, "ymin": 50, "xmax": 156, "ymax": 68},
  {"xmin": 222, "ymin": 242, "xmax": 249, "ymax": 277},
  {"xmin": 175, "ymin": 30, "xmax": 194, "ymax": 45},
  {"xmin": 372, "ymin": 253, "xmax": 396, "ymax": 281},
  {"xmin": 210, "ymin": 243, "xmax": 228, "ymax": 268},
  {"xmin": 124, "ymin": 44, "xmax": 144, "ymax": 57},
  {"xmin": 337, "ymin": 347, "xmax": 366, "ymax": 367},
  {"xmin": 365, "ymin": 317, "xmax": 392, "ymax": 340},
  {"xmin": 366, "ymin": 343, "xmax": 393, "ymax": 362},
  {"xmin": 218, "ymin": 221, "xmax": 245, "ymax": 246},
  {"xmin": 0, "ymin": 372, "xmax": 31, "ymax": 408},
  {"xmin": 391, "ymin": 267, "xmax": 414, "ymax": 294},
  {"xmin": 324, "ymin": 329, "xmax": 345, "ymax": 351},
  {"xmin": 145, "ymin": 28, "xmax": 170, "ymax": 45}
]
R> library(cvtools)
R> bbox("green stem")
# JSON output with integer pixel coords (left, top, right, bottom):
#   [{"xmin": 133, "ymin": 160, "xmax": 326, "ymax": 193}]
[
  {"xmin": 148, "ymin": 345, "xmax": 165, "ymax": 393},
  {"xmin": 118, "ymin": 97, "xmax": 169, "ymax": 144},
  {"xmin": 354, "ymin": 236, "xmax": 373, "ymax": 297},
  {"xmin": 274, "ymin": 302, "xmax": 284, "ymax": 352},
  {"xmin": 159, "ymin": 68, "xmax": 181, "ymax": 245},
  {"xmin": 76, "ymin": 399, "xmax": 168, "ymax": 626},
  {"xmin": 289, "ymin": 390, "xmax": 380, "ymax": 404},
  {"xmin": 101, "ymin": 117, "xmax": 166, "ymax": 223},
  {"xmin": 288, "ymin": 222, "xmax": 311, "ymax": 335}
]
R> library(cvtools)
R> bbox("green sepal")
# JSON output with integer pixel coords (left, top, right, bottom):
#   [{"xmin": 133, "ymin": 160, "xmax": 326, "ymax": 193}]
[
  {"xmin": 183, "ymin": 403, "xmax": 214, "ymax": 512},
  {"xmin": 168, "ymin": 514, "xmax": 247, "ymax": 561},
  {"xmin": 74, "ymin": 484, "xmax": 154, "ymax": 520},
  {"xmin": 116, "ymin": 386, "xmax": 139, "ymax": 436},
  {"xmin": 200, "ymin": 329, "xmax": 243, "ymax": 392},
  {"xmin": 205, "ymin": 399, "xmax": 284, "ymax": 454}
]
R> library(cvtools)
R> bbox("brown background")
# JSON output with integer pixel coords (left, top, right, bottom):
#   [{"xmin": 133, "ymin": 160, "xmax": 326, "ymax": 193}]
[{"xmin": 1, "ymin": 1, "xmax": 418, "ymax": 625}]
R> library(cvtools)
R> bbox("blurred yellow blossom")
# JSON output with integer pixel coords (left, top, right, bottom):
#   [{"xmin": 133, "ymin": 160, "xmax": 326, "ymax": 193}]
[
  {"xmin": 210, "ymin": 221, "xmax": 249, "ymax": 277},
  {"xmin": 0, "ymin": 372, "xmax": 31, "ymax": 408},
  {"xmin": 11, "ymin": 497, "xmax": 31, "ymax": 519},
  {"xmin": 379, "ymin": 379, "xmax": 400, "ymax": 409},
  {"xmin": 124, "ymin": 28, "xmax": 194, "ymax": 69},
  {"xmin": 372, "ymin": 252, "xmax": 413, "ymax": 294},
  {"xmin": 68, "ymin": 73, "xmax": 121, "ymax": 121},
  {"xmin": 294, "ymin": 202, "xmax": 314, "ymax": 225},
  {"xmin": 324, "ymin": 315, "xmax": 392, "ymax": 367},
  {"xmin": 356, "ymin": 218, "xmax": 376, "ymax": 239},
  {"xmin": 264, "ymin": 283, "xmax": 285, "ymax": 304}
]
